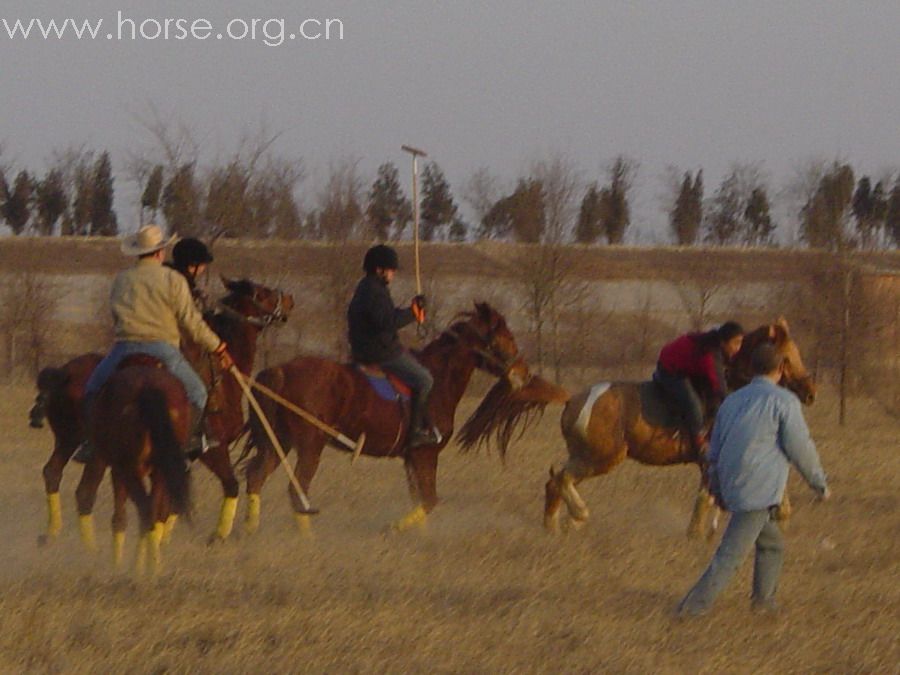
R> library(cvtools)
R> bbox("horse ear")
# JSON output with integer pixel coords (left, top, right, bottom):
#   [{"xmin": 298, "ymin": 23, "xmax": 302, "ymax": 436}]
[
  {"xmin": 776, "ymin": 316, "xmax": 790, "ymax": 333},
  {"xmin": 220, "ymin": 275, "xmax": 234, "ymax": 290},
  {"xmin": 768, "ymin": 325, "xmax": 777, "ymax": 339}
]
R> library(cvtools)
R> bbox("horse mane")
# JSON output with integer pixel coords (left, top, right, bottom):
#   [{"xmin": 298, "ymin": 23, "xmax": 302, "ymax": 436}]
[{"xmin": 728, "ymin": 320, "xmax": 789, "ymax": 388}]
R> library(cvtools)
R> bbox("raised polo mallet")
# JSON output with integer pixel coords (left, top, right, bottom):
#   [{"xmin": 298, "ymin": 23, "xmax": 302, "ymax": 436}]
[{"xmin": 402, "ymin": 144, "xmax": 428, "ymax": 336}]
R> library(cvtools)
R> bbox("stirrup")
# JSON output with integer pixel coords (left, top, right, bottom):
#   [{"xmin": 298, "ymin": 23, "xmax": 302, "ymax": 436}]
[
  {"xmin": 72, "ymin": 441, "xmax": 93, "ymax": 464},
  {"xmin": 407, "ymin": 426, "xmax": 442, "ymax": 449}
]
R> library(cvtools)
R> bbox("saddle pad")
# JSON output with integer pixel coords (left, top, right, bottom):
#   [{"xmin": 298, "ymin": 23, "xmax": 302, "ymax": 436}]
[
  {"xmin": 638, "ymin": 380, "xmax": 682, "ymax": 429},
  {"xmin": 355, "ymin": 364, "xmax": 411, "ymax": 402}
]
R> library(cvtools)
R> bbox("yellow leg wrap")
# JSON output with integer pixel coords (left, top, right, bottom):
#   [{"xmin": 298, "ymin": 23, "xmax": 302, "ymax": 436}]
[
  {"xmin": 46, "ymin": 493, "xmax": 63, "ymax": 538},
  {"xmin": 392, "ymin": 505, "xmax": 427, "ymax": 532},
  {"xmin": 161, "ymin": 514, "xmax": 178, "ymax": 545},
  {"xmin": 112, "ymin": 531, "xmax": 126, "ymax": 569},
  {"xmin": 148, "ymin": 523, "xmax": 164, "ymax": 574},
  {"xmin": 78, "ymin": 514, "xmax": 97, "ymax": 552},
  {"xmin": 294, "ymin": 514, "xmax": 314, "ymax": 538},
  {"xmin": 214, "ymin": 497, "xmax": 238, "ymax": 540},
  {"xmin": 245, "ymin": 494, "xmax": 261, "ymax": 534},
  {"xmin": 135, "ymin": 536, "xmax": 148, "ymax": 576}
]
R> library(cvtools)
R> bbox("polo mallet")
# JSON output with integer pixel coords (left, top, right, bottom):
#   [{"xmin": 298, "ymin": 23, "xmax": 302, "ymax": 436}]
[
  {"xmin": 229, "ymin": 366, "xmax": 318, "ymax": 514},
  {"xmin": 237, "ymin": 370, "xmax": 367, "ymax": 458},
  {"xmin": 402, "ymin": 144, "xmax": 427, "ymax": 337}
]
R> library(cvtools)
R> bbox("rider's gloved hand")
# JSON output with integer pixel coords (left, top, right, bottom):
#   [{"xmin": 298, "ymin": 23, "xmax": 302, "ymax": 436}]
[
  {"xmin": 215, "ymin": 342, "xmax": 235, "ymax": 370},
  {"xmin": 411, "ymin": 295, "xmax": 427, "ymax": 324}
]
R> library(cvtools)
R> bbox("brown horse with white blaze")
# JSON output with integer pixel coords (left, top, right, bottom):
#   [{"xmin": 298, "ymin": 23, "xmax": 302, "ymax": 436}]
[{"xmin": 241, "ymin": 303, "xmax": 534, "ymax": 534}]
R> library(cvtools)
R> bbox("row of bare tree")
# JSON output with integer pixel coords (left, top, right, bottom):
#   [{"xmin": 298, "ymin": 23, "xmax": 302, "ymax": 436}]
[{"xmin": 2, "ymin": 119, "xmax": 900, "ymax": 249}]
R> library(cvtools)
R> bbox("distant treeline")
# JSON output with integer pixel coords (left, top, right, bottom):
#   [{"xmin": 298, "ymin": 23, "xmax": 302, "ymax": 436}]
[{"xmin": 2, "ymin": 134, "xmax": 899, "ymax": 250}]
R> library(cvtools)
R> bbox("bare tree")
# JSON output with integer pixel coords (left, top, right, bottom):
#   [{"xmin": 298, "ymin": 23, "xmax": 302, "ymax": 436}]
[
  {"xmin": 462, "ymin": 167, "xmax": 502, "ymax": 237},
  {"xmin": 0, "ymin": 272, "xmax": 60, "ymax": 377},
  {"xmin": 673, "ymin": 278, "xmax": 729, "ymax": 331}
]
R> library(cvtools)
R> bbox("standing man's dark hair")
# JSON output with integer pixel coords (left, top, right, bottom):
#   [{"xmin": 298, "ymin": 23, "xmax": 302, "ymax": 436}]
[{"xmin": 751, "ymin": 343, "xmax": 784, "ymax": 376}]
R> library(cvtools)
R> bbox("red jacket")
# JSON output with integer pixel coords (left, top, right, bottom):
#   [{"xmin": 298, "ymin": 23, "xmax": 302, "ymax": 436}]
[{"xmin": 658, "ymin": 333, "xmax": 725, "ymax": 396}]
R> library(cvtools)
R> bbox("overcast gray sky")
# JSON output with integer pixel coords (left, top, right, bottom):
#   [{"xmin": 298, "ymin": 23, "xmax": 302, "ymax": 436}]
[{"xmin": 3, "ymin": 1, "xmax": 900, "ymax": 238}]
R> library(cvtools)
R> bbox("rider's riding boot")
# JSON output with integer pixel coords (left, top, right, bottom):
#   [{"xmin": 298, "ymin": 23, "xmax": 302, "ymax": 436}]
[
  {"xmin": 407, "ymin": 399, "xmax": 440, "ymax": 449},
  {"xmin": 185, "ymin": 404, "xmax": 209, "ymax": 462}
]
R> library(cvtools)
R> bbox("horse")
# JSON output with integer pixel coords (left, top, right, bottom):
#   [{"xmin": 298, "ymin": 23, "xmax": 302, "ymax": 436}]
[
  {"xmin": 240, "ymin": 302, "xmax": 542, "ymax": 535},
  {"xmin": 30, "ymin": 277, "xmax": 293, "ymax": 549},
  {"xmin": 457, "ymin": 318, "xmax": 815, "ymax": 538},
  {"xmin": 90, "ymin": 357, "xmax": 193, "ymax": 574}
]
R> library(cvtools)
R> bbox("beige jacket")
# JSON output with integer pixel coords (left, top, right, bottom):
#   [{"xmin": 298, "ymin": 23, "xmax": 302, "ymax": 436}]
[{"xmin": 110, "ymin": 258, "xmax": 221, "ymax": 353}]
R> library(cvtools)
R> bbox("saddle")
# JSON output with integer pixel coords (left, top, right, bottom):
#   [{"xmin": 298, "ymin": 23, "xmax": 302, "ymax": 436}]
[
  {"xmin": 116, "ymin": 354, "xmax": 165, "ymax": 371},
  {"xmin": 354, "ymin": 364, "xmax": 411, "ymax": 402}
]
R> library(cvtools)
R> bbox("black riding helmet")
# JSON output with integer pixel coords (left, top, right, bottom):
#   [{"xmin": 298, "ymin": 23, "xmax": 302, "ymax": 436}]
[
  {"xmin": 172, "ymin": 238, "xmax": 214, "ymax": 270},
  {"xmin": 363, "ymin": 244, "xmax": 399, "ymax": 273}
]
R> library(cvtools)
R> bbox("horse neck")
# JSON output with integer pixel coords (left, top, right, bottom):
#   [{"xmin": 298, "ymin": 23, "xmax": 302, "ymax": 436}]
[
  {"xmin": 418, "ymin": 334, "xmax": 478, "ymax": 419},
  {"xmin": 216, "ymin": 314, "xmax": 260, "ymax": 374}
]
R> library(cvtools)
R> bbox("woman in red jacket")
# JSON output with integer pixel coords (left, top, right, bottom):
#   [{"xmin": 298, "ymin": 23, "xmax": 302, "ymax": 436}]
[{"xmin": 654, "ymin": 321, "xmax": 744, "ymax": 453}]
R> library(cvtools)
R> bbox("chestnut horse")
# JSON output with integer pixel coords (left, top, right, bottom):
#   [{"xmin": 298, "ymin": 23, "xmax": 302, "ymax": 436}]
[
  {"xmin": 30, "ymin": 277, "xmax": 293, "ymax": 549},
  {"xmin": 458, "ymin": 319, "xmax": 815, "ymax": 537},
  {"xmin": 241, "ymin": 303, "xmax": 531, "ymax": 535}
]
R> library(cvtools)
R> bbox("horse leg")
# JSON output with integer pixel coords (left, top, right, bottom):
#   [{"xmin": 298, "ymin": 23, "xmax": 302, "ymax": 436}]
[
  {"xmin": 544, "ymin": 466, "xmax": 565, "ymax": 533},
  {"xmin": 290, "ymin": 435, "xmax": 324, "ymax": 538},
  {"xmin": 38, "ymin": 437, "xmax": 77, "ymax": 546},
  {"xmin": 687, "ymin": 470, "xmax": 715, "ymax": 539},
  {"xmin": 201, "ymin": 443, "xmax": 241, "ymax": 544},
  {"xmin": 392, "ymin": 448, "xmax": 438, "ymax": 532},
  {"xmin": 74, "ymin": 456, "xmax": 107, "ymax": 553},
  {"xmin": 110, "ymin": 470, "xmax": 128, "ymax": 569},
  {"xmin": 146, "ymin": 475, "xmax": 167, "ymax": 575},
  {"xmin": 244, "ymin": 446, "xmax": 279, "ymax": 535},
  {"xmin": 552, "ymin": 458, "xmax": 593, "ymax": 528},
  {"xmin": 117, "ymin": 470, "xmax": 153, "ymax": 576}
]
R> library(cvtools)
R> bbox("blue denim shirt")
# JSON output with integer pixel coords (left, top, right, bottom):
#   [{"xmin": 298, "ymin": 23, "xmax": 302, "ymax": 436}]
[{"xmin": 709, "ymin": 377, "xmax": 828, "ymax": 512}]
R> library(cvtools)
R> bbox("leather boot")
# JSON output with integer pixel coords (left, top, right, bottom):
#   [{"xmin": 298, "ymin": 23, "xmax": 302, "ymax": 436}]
[
  {"xmin": 407, "ymin": 399, "xmax": 440, "ymax": 449},
  {"xmin": 185, "ymin": 404, "xmax": 208, "ymax": 461}
]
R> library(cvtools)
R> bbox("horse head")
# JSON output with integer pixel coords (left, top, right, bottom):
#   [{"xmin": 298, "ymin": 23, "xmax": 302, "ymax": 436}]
[
  {"xmin": 219, "ymin": 276, "xmax": 295, "ymax": 328},
  {"xmin": 732, "ymin": 318, "xmax": 816, "ymax": 405},
  {"xmin": 451, "ymin": 302, "xmax": 528, "ymax": 389}
]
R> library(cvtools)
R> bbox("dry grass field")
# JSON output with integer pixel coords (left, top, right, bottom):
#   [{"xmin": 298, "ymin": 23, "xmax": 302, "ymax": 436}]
[{"xmin": 0, "ymin": 374, "xmax": 897, "ymax": 674}]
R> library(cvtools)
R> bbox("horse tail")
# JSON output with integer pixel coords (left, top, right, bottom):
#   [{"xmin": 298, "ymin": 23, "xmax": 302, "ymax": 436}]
[
  {"xmin": 30, "ymin": 367, "xmax": 69, "ymax": 428},
  {"xmin": 138, "ymin": 387, "xmax": 192, "ymax": 519}
]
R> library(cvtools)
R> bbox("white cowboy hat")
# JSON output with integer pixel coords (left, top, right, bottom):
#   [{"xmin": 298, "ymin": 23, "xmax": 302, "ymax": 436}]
[{"xmin": 120, "ymin": 224, "xmax": 177, "ymax": 256}]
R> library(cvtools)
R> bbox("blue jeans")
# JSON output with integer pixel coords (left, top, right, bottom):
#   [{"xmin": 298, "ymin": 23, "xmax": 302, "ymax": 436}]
[
  {"xmin": 678, "ymin": 509, "xmax": 784, "ymax": 615},
  {"xmin": 379, "ymin": 351, "xmax": 434, "ymax": 428},
  {"xmin": 654, "ymin": 365, "xmax": 704, "ymax": 437},
  {"xmin": 84, "ymin": 341, "xmax": 208, "ymax": 410}
]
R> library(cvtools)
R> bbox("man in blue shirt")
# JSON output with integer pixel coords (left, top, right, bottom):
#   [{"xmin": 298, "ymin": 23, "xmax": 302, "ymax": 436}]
[{"xmin": 677, "ymin": 343, "xmax": 830, "ymax": 617}]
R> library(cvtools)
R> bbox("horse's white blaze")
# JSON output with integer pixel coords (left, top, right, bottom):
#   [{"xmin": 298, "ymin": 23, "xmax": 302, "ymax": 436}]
[{"xmin": 575, "ymin": 383, "xmax": 611, "ymax": 440}]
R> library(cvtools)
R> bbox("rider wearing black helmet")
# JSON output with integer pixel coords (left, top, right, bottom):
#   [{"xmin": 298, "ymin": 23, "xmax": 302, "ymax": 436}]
[
  {"xmin": 168, "ymin": 237, "xmax": 215, "ymax": 312},
  {"xmin": 348, "ymin": 244, "xmax": 437, "ymax": 448}
]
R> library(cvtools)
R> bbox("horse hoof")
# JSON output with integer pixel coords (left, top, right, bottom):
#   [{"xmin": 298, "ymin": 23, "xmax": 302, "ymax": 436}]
[
  {"xmin": 207, "ymin": 534, "xmax": 226, "ymax": 547},
  {"xmin": 37, "ymin": 534, "xmax": 51, "ymax": 547},
  {"xmin": 566, "ymin": 517, "xmax": 587, "ymax": 531}
]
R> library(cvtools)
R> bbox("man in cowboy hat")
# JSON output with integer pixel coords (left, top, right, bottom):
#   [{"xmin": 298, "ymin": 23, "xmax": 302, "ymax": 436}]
[
  {"xmin": 75, "ymin": 224, "xmax": 233, "ymax": 462},
  {"xmin": 347, "ymin": 244, "xmax": 438, "ymax": 448}
]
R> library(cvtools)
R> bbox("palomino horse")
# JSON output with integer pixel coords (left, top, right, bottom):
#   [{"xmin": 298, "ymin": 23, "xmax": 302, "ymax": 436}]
[
  {"xmin": 31, "ymin": 277, "xmax": 293, "ymax": 549},
  {"xmin": 240, "ymin": 303, "xmax": 533, "ymax": 534},
  {"xmin": 459, "ymin": 319, "xmax": 815, "ymax": 537}
]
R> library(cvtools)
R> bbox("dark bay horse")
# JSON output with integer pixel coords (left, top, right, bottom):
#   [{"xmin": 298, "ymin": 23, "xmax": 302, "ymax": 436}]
[
  {"xmin": 458, "ymin": 319, "xmax": 815, "ymax": 537},
  {"xmin": 241, "ymin": 302, "xmax": 533, "ymax": 535},
  {"xmin": 31, "ymin": 277, "xmax": 293, "ymax": 549},
  {"xmin": 90, "ymin": 359, "xmax": 193, "ymax": 573}
]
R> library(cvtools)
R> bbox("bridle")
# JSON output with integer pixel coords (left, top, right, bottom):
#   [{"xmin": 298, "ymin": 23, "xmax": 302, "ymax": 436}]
[
  {"xmin": 216, "ymin": 286, "xmax": 289, "ymax": 328},
  {"xmin": 444, "ymin": 322, "xmax": 523, "ymax": 378}
]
